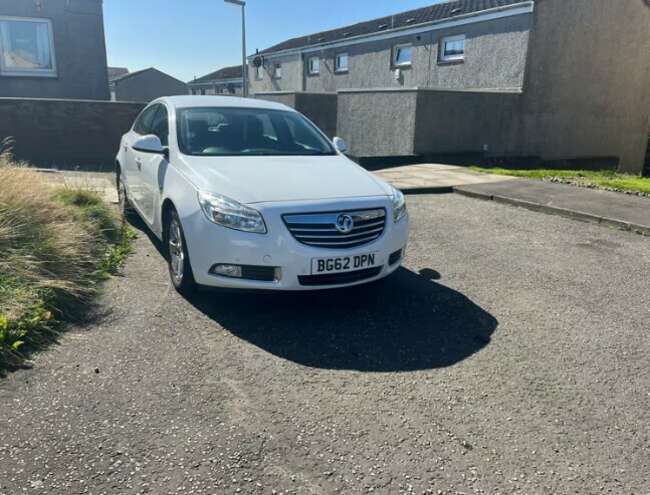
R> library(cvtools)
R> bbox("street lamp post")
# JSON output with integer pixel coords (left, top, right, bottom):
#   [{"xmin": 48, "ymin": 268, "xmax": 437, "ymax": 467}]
[{"xmin": 224, "ymin": 0, "xmax": 248, "ymax": 97}]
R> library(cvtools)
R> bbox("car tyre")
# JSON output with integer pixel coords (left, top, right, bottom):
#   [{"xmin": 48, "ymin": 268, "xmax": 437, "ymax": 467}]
[
  {"xmin": 116, "ymin": 168, "xmax": 136, "ymax": 221},
  {"xmin": 165, "ymin": 208, "xmax": 197, "ymax": 295}
]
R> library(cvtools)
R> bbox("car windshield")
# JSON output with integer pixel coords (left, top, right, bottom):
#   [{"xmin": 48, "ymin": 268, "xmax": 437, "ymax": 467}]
[{"xmin": 177, "ymin": 107, "xmax": 336, "ymax": 156}]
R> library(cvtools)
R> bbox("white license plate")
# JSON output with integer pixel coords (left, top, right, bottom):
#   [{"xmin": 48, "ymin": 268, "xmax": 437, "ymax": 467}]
[{"xmin": 311, "ymin": 253, "xmax": 378, "ymax": 274}]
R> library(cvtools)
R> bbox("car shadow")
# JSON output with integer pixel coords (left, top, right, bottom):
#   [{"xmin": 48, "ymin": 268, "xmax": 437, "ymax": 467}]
[
  {"xmin": 186, "ymin": 268, "xmax": 498, "ymax": 372},
  {"xmin": 125, "ymin": 214, "xmax": 498, "ymax": 372}
]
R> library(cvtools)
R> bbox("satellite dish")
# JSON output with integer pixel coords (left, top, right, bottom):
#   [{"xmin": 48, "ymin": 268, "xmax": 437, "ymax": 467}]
[{"xmin": 253, "ymin": 56, "xmax": 264, "ymax": 68}]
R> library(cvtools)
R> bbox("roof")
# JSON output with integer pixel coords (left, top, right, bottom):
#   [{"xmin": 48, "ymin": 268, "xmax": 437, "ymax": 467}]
[
  {"xmin": 110, "ymin": 67, "xmax": 186, "ymax": 85},
  {"xmin": 108, "ymin": 67, "xmax": 129, "ymax": 81},
  {"xmin": 191, "ymin": 65, "xmax": 243, "ymax": 85},
  {"xmin": 153, "ymin": 95, "xmax": 293, "ymax": 112},
  {"xmin": 257, "ymin": 0, "xmax": 528, "ymax": 55}
]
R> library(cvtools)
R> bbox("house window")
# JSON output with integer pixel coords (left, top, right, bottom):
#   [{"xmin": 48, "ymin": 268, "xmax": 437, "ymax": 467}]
[
  {"xmin": 393, "ymin": 44, "xmax": 412, "ymax": 67},
  {"xmin": 439, "ymin": 35, "xmax": 465, "ymax": 62},
  {"xmin": 308, "ymin": 56, "xmax": 320, "ymax": 75},
  {"xmin": 273, "ymin": 63, "xmax": 282, "ymax": 79},
  {"xmin": 0, "ymin": 16, "xmax": 56, "ymax": 77},
  {"xmin": 335, "ymin": 52, "xmax": 348, "ymax": 73},
  {"xmin": 255, "ymin": 64, "xmax": 264, "ymax": 80}
]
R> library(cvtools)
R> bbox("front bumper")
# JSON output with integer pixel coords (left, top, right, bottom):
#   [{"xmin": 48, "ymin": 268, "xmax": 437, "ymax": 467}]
[{"xmin": 182, "ymin": 196, "xmax": 409, "ymax": 291}]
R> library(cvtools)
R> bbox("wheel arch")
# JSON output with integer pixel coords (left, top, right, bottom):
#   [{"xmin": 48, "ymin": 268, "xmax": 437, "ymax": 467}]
[{"xmin": 161, "ymin": 198, "xmax": 176, "ymax": 240}]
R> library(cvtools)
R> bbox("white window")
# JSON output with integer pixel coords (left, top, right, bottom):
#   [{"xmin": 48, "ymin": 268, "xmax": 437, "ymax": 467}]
[
  {"xmin": 308, "ymin": 56, "xmax": 320, "ymax": 75},
  {"xmin": 393, "ymin": 44, "xmax": 412, "ymax": 67},
  {"xmin": 335, "ymin": 52, "xmax": 348, "ymax": 73},
  {"xmin": 440, "ymin": 35, "xmax": 465, "ymax": 62},
  {"xmin": 0, "ymin": 16, "xmax": 56, "ymax": 77},
  {"xmin": 255, "ymin": 64, "xmax": 263, "ymax": 80},
  {"xmin": 273, "ymin": 63, "xmax": 282, "ymax": 79}
]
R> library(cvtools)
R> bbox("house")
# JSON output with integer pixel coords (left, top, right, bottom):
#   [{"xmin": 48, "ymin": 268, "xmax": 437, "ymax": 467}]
[
  {"xmin": 249, "ymin": 0, "xmax": 650, "ymax": 175},
  {"xmin": 189, "ymin": 65, "xmax": 244, "ymax": 96},
  {"xmin": 109, "ymin": 67, "xmax": 188, "ymax": 103},
  {"xmin": 0, "ymin": 0, "xmax": 109, "ymax": 100}
]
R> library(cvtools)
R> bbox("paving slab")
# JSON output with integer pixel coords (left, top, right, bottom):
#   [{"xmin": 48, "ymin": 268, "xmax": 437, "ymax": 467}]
[
  {"xmin": 373, "ymin": 163, "xmax": 517, "ymax": 193},
  {"xmin": 455, "ymin": 178, "xmax": 650, "ymax": 236}
]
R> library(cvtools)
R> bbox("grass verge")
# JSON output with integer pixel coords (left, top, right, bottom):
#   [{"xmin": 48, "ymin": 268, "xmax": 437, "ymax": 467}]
[
  {"xmin": 470, "ymin": 167, "xmax": 650, "ymax": 195},
  {"xmin": 0, "ymin": 154, "xmax": 135, "ymax": 373}
]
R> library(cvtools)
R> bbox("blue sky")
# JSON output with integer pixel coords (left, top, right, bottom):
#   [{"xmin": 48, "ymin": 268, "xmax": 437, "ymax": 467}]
[{"xmin": 104, "ymin": 0, "xmax": 444, "ymax": 83}]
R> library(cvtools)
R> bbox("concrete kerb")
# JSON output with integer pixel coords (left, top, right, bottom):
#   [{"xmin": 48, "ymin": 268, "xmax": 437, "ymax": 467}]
[
  {"xmin": 398, "ymin": 186, "xmax": 454, "ymax": 195},
  {"xmin": 453, "ymin": 187, "xmax": 650, "ymax": 236}
]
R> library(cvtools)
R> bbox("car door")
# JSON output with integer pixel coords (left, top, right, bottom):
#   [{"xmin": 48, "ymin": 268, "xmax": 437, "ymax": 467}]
[
  {"xmin": 127, "ymin": 104, "xmax": 160, "ymax": 218},
  {"xmin": 137, "ymin": 104, "xmax": 170, "ymax": 224}
]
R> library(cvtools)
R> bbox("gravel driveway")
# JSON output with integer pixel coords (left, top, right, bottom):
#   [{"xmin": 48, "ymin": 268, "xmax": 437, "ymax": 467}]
[{"xmin": 1, "ymin": 194, "xmax": 649, "ymax": 494}]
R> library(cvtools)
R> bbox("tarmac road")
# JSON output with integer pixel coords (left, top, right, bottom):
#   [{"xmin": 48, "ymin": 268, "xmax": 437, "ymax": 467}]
[{"xmin": 1, "ymin": 193, "xmax": 649, "ymax": 494}]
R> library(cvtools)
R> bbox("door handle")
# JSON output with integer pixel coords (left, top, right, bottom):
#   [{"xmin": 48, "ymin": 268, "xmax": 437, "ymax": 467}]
[{"xmin": 135, "ymin": 158, "xmax": 142, "ymax": 171}]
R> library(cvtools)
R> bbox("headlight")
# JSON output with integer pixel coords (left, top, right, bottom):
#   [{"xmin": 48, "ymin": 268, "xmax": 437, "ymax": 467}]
[
  {"xmin": 391, "ymin": 186, "xmax": 407, "ymax": 223},
  {"xmin": 198, "ymin": 191, "xmax": 267, "ymax": 234}
]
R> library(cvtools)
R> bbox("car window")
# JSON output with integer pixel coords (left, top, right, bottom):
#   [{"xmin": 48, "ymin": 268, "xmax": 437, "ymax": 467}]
[
  {"xmin": 177, "ymin": 107, "xmax": 335, "ymax": 157},
  {"xmin": 150, "ymin": 105, "xmax": 169, "ymax": 146},
  {"xmin": 133, "ymin": 105, "xmax": 159, "ymax": 135}
]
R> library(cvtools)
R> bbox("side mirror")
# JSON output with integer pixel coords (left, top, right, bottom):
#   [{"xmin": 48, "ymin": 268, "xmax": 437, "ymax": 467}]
[
  {"xmin": 333, "ymin": 137, "xmax": 348, "ymax": 154},
  {"xmin": 133, "ymin": 134, "xmax": 167, "ymax": 157}
]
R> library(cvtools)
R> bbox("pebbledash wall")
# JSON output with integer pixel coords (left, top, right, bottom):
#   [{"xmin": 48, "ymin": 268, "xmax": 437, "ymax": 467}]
[
  {"xmin": 253, "ymin": 92, "xmax": 338, "ymax": 138},
  {"xmin": 251, "ymin": 13, "xmax": 531, "ymax": 95},
  {"xmin": 252, "ymin": 0, "xmax": 650, "ymax": 175},
  {"xmin": 0, "ymin": 98, "xmax": 144, "ymax": 169},
  {"xmin": 0, "ymin": 0, "xmax": 110, "ymax": 100}
]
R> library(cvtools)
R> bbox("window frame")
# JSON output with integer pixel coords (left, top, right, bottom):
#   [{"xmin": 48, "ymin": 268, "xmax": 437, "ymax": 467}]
[
  {"xmin": 439, "ymin": 34, "xmax": 466, "ymax": 63},
  {"xmin": 307, "ymin": 56, "xmax": 320, "ymax": 76},
  {"xmin": 273, "ymin": 63, "xmax": 282, "ymax": 79},
  {"xmin": 0, "ymin": 16, "xmax": 57, "ymax": 78},
  {"xmin": 392, "ymin": 43, "xmax": 413, "ymax": 68},
  {"xmin": 149, "ymin": 104, "xmax": 170, "ymax": 146},
  {"xmin": 335, "ymin": 52, "xmax": 349, "ymax": 73},
  {"xmin": 132, "ymin": 104, "xmax": 160, "ymax": 136}
]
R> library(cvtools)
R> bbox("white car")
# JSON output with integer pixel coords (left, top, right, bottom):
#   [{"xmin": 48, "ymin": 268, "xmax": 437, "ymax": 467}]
[{"xmin": 116, "ymin": 96, "xmax": 409, "ymax": 293}]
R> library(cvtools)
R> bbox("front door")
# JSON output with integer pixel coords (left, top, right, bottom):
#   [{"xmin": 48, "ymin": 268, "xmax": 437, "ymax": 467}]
[
  {"xmin": 126, "ymin": 104, "xmax": 160, "ymax": 215},
  {"xmin": 136, "ymin": 104, "xmax": 170, "ymax": 224}
]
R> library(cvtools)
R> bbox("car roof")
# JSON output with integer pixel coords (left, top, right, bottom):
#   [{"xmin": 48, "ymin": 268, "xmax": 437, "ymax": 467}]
[{"xmin": 153, "ymin": 95, "xmax": 294, "ymax": 112}]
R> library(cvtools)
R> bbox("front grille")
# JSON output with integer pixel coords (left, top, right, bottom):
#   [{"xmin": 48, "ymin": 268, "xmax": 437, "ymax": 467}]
[
  {"xmin": 283, "ymin": 209, "xmax": 386, "ymax": 249},
  {"xmin": 298, "ymin": 267, "xmax": 382, "ymax": 286}
]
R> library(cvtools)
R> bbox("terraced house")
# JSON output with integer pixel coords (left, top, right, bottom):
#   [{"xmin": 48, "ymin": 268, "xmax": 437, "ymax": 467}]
[
  {"xmin": 0, "ymin": 0, "xmax": 109, "ymax": 100},
  {"xmin": 249, "ymin": 0, "xmax": 650, "ymax": 175},
  {"xmin": 189, "ymin": 65, "xmax": 244, "ymax": 96}
]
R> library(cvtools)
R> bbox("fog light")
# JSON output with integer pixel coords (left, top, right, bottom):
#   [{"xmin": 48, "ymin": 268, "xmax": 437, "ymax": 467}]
[
  {"xmin": 211, "ymin": 264, "xmax": 243, "ymax": 278},
  {"xmin": 389, "ymin": 249, "xmax": 403, "ymax": 265}
]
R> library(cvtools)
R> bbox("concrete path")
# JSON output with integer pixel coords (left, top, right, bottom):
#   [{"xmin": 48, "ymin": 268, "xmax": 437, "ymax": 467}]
[
  {"xmin": 374, "ymin": 164, "xmax": 650, "ymax": 236},
  {"xmin": 373, "ymin": 163, "xmax": 517, "ymax": 192},
  {"xmin": 455, "ymin": 178, "xmax": 650, "ymax": 236},
  {"xmin": 38, "ymin": 169, "xmax": 118, "ymax": 204}
]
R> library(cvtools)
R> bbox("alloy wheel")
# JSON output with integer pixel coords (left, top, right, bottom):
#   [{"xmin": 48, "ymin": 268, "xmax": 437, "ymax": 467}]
[{"xmin": 168, "ymin": 216, "xmax": 185, "ymax": 284}]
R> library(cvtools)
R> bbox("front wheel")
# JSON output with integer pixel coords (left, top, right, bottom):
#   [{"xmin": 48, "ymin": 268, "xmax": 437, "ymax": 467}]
[
  {"xmin": 166, "ymin": 208, "xmax": 197, "ymax": 295},
  {"xmin": 116, "ymin": 169, "xmax": 136, "ymax": 221}
]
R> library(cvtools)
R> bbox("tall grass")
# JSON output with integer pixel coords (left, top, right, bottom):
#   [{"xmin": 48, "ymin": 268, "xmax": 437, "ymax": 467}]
[{"xmin": 0, "ymin": 143, "xmax": 133, "ymax": 371}]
